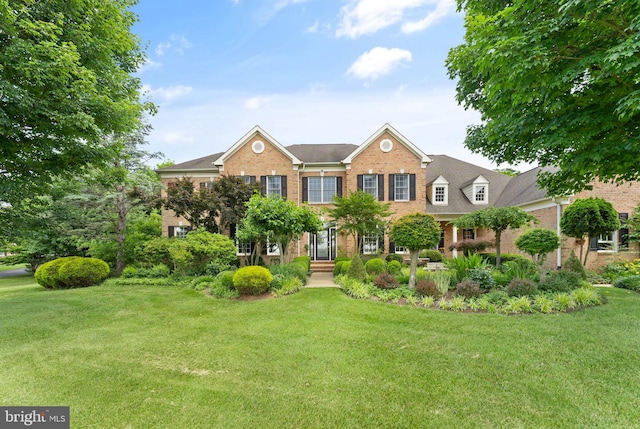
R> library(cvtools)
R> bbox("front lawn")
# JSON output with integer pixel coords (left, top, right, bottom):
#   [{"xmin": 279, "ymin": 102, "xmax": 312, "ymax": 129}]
[{"xmin": 1, "ymin": 278, "xmax": 639, "ymax": 428}]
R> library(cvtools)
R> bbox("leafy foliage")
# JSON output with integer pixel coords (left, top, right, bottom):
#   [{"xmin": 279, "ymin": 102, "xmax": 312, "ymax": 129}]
[
  {"xmin": 233, "ymin": 266, "xmax": 273, "ymax": 295},
  {"xmin": 373, "ymin": 272, "xmax": 400, "ymax": 289},
  {"xmin": 562, "ymin": 250, "xmax": 587, "ymax": 280},
  {"xmin": 0, "ymin": 0, "xmax": 153, "ymax": 203},
  {"xmin": 613, "ymin": 276, "xmax": 640, "ymax": 291},
  {"xmin": 419, "ymin": 249, "xmax": 443, "ymax": 262},
  {"xmin": 515, "ymin": 228, "xmax": 561, "ymax": 280},
  {"xmin": 389, "ymin": 213, "xmax": 441, "ymax": 288},
  {"xmin": 447, "ymin": 0, "xmax": 640, "ymax": 194},
  {"xmin": 365, "ymin": 258, "xmax": 386, "ymax": 275},
  {"xmin": 560, "ymin": 198, "xmax": 621, "ymax": 265},
  {"xmin": 328, "ymin": 191, "xmax": 392, "ymax": 253},
  {"xmin": 507, "ymin": 278, "xmax": 539, "ymax": 297},
  {"xmin": 347, "ymin": 253, "xmax": 367, "ymax": 281},
  {"xmin": 450, "ymin": 207, "xmax": 536, "ymax": 265},
  {"xmin": 454, "ymin": 280, "xmax": 482, "ymax": 298},
  {"xmin": 57, "ymin": 258, "xmax": 111, "ymax": 288}
]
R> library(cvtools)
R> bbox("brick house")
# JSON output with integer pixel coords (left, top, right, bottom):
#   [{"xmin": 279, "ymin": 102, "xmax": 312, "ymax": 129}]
[{"xmin": 157, "ymin": 124, "xmax": 640, "ymax": 269}]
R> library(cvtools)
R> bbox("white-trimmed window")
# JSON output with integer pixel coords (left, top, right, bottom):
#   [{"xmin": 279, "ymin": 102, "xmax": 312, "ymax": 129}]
[
  {"xmin": 434, "ymin": 186, "xmax": 446, "ymax": 203},
  {"xmin": 462, "ymin": 229, "xmax": 475, "ymax": 240},
  {"xmin": 267, "ymin": 240, "xmax": 280, "ymax": 256},
  {"xmin": 363, "ymin": 174, "xmax": 378, "ymax": 199},
  {"xmin": 362, "ymin": 233, "xmax": 379, "ymax": 255},
  {"xmin": 395, "ymin": 174, "xmax": 409, "ymax": 202},
  {"xmin": 236, "ymin": 240, "xmax": 252, "ymax": 256},
  {"xmin": 199, "ymin": 181, "xmax": 214, "ymax": 190},
  {"xmin": 395, "ymin": 245, "xmax": 409, "ymax": 254},
  {"xmin": 267, "ymin": 176, "xmax": 282, "ymax": 197},
  {"xmin": 308, "ymin": 177, "xmax": 336, "ymax": 203},
  {"xmin": 474, "ymin": 185, "xmax": 486, "ymax": 203},
  {"xmin": 174, "ymin": 226, "xmax": 190, "ymax": 239}
]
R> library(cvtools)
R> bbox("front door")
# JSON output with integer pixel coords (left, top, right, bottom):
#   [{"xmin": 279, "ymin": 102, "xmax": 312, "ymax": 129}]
[{"xmin": 310, "ymin": 227, "xmax": 336, "ymax": 261}]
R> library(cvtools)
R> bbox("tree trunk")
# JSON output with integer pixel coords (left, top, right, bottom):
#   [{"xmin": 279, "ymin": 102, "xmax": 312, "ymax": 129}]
[
  {"xmin": 583, "ymin": 237, "xmax": 591, "ymax": 266},
  {"xmin": 409, "ymin": 250, "xmax": 419, "ymax": 289},
  {"xmin": 115, "ymin": 186, "xmax": 127, "ymax": 275},
  {"xmin": 495, "ymin": 232, "xmax": 502, "ymax": 266}
]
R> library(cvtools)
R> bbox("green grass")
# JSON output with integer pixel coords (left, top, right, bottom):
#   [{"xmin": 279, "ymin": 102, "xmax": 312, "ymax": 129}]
[
  {"xmin": 1, "ymin": 278, "xmax": 640, "ymax": 428},
  {"xmin": 0, "ymin": 263, "xmax": 27, "ymax": 272}
]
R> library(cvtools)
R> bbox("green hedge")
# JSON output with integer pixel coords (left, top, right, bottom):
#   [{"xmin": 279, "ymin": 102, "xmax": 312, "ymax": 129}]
[
  {"xmin": 419, "ymin": 249, "xmax": 443, "ymax": 262},
  {"xmin": 292, "ymin": 256, "xmax": 311, "ymax": 272},
  {"xmin": 233, "ymin": 266, "xmax": 273, "ymax": 295},
  {"xmin": 613, "ymin": 275, "xmax": 640, "ymax": 291},
  {"xmin": 35, "ymin": 257, "xmax": 109, "ymax": 289},
  {"xmin": 364, "ymin": 258, "xmax": 386, "ymax": 275}
]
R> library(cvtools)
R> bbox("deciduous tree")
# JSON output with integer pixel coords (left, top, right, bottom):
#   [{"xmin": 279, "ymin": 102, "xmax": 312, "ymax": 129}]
[
  {"xmin": 560, "ymin": 197, "xmax": 621, "ymax": 265},
  {"xmin": 389, "ymin": 213, "xmax": 441, "ymax": 289},
  {"xmin": 447, "ymin": 1, "xmax": 640, "ymax": 194},
  {"xmin": 515, "ymin": 228, "xmax": 561, "ymax": 281},
  {"xmin": 450, "ymin": 207, "xmax": 536, "ymax": 266},
  {"xmin": 0, "ymin": 0, "xmax": 153, "ymax": 203}
]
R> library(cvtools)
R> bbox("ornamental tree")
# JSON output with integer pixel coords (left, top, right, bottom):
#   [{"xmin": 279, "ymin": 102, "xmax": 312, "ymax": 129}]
[
  {"xmin": 328, "ymin": 191, "xmax": 393, "ymax": 254},
  {"xmin": 240, "ymin": 194, "xmax": 323, "ymax": 265},
  {"xmin": 560, "ymin": 197, "xmax": 620, "ymax": 265},
  {"xmin": 628, "ymin": 202, "xmax": 640, "ymax": 257},
  {"xmin": 447, "ymin": 1, "xmax": 640, "ymax": 195},
  {"xmin": 515, "ymin": 228, "xmax": 561, "ymax": 281},
  {"xmin": 450, "ymin": 207, "xmax": 536, "ymax": 266},
  {"xmin": 0, "ymin": 0, "xmax": 153, "ymax": 203},
  {"xmin": 389, "ymin": 213, "xmax": 441, "ymax": 289},
  {"xmin": 163, "ymin": 177, "xmax": 220, "ymax": 233}
]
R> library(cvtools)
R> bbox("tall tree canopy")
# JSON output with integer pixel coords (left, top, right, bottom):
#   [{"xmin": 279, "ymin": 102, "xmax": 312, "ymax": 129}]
[
  {"xmin": 447, "ymin": 1, "xmax": 640, "ymax": 194},
  {"xmin": 0, "ymin": 0, "xmax": 153, "ymax": 203}
]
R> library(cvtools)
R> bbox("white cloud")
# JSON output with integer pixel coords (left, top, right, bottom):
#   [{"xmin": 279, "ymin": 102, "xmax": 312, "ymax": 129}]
[
  {"xmin": 306, "ymin": 20, "xmax": 320, "ymax": 33},
  {"xmin": 347, "ymin": 47, "xmax": 412, "ymax": 81},
  {"xmin": 336, "ymin": 0, "xmax": 455, "ymax": 38},
  {"xmin": 143, "ymin": 84, "xmax": 193, "ymax": 105},
  {"xmin": 154, "ymin": 34, "xmax": 192, "ymax": 57},
  {"xmin": 138, "ymin": 58, "xmax": 162, "ymax": 73},
  {"xmin": 144, "ymin": 86, "xmax": 527, "ymax": 173},
  {"xmin": 244, "ymin": 96, "xmax": 271, "ymax": 110},
  {"xmin": 402, "ymin": 0, "xmax": 456, "ymax": 33}
]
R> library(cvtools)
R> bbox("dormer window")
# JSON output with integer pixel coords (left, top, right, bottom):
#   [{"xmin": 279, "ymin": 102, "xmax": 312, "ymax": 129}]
[
  {"xmin": 462, "ymin": 175, "xmax": 489, "ymax": 205},
  {"xmin": 474, "ymin": 185, "xmax": 486, "ymax": 203},
  {"xmin": 429, "ymin": 175, "xmax": 449, "ymax": 205}
]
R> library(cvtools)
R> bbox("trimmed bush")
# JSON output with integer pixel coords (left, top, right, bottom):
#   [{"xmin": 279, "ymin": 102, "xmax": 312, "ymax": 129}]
[
  {"xmin": 482, "ymin": 253, "xmax": 536, "ymax": 270},
  {"xmin": 292, "ymin": 256, "xmax": 311, "ymax": 272},
  {"xmin": 334, "ymin": 257, "xmax": 351, "ymax": 264},
  {"xmin": 455, "ymin": 280, "xmax": 482, "ymax": 298},
  {"xmin": 613, "ymin": 275, "xmax": 640, "ymax": 291},
  {"xmin": 467, "ymin": 267, "xmax": 496, "ymax": 290},
  {"xmin": 340, "ymin": 261, "xmax": 352, "ymax": 275},
  {"xmin": 57, "ymin": 258, "xmax": 110, "ymax": 288},
  {"xmin": 365, "ymin": 258, "xmax": 386, "ymax": 275},
  {"xmin": 334, "ymin": 261, "xmax": 346, "ymax": 276},
  {"xmin": 34, "ymin": 257, "xmax": 81, "ymax": 289},
  {"xmin": 507, "ymin": 278, "xmax": 539, "ymax": 297},
  {"xmin": 233, "ymin": 266, "xmax": 273, "ymax": 295},
  {"xmin": 387, "ymin": 260, "xmax": 402, "ymax": 275},
  {"xmin": 347, "ymin": 254, "xmax": 367, "ymax": 281},
  {"xmin": 373, "ymin": 272, "xmax": 400, "ymax": 289},
  {"xmin": 419, "ymin": 249, "xmax": 443, "ymax": 262},
  {"xmin": 385, "ymin": 253, "xmax": 404, "ymax": 264}
]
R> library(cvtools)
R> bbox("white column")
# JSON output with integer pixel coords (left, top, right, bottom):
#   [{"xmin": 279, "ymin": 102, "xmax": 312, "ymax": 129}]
[{"xmin": 452, "ymin": 226, "xmax": 458, "ymax": 258}]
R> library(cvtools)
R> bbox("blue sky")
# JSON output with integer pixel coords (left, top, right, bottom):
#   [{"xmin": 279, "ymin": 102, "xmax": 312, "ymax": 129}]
[{"xmin": 132, "ymin": 0, "xmax": 512, "ymax": 170}]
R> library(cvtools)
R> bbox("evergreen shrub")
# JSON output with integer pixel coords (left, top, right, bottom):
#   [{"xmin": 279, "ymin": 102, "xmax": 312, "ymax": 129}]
[
  {"xmin": 365, "ymin": 258, "xmax": 386, "ymax": 275},
  {"xmin": 34, "ymin": 257, "xmax": 81, "ymax": 289},
  {"xmin": 233, "ymin": 266, "xmax": 273, "ymax": 295},
  {"xmin": 57, "ymin": 258, "xmax": 110, "ymax": 288},
  {"xmin": 507, "ymin": 278, "xmax": 539, "ymax": 297},
  {"xmin": 419, "ymin": 249, "xmax": 443, "ymax": 262},
  {"xmin": 387, "ymin": 260, "xmax": 402, "ymax": 275}
]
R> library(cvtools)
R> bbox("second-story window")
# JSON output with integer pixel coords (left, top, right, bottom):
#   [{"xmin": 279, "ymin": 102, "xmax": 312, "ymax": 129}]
[
  {"xmin": 308, "ymin": 177, "xmax": 336, "ymax": 203},
  {"xmin": 434, "ymin": 186, "xmax": 446, "ymax": 203},
  {"xmin": 363, "ymin": 174, "xmax": 378, "ymax": 199},
  {"xmin": 394, "ymin": 174, "xmax": 409, "ymax": 202},
  {"xmin": 474, "ymin": 185, "xmax": 486, "ymax": 203}
]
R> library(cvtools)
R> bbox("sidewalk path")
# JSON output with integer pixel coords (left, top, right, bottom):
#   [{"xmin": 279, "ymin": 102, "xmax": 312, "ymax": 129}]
[
  {"xmin": 306, "ymin": 272, "xmax": 339, "ymax": 288},
  {"xmin": 0, "ymin": 268, "xmax": 29, "ymax": 278}
]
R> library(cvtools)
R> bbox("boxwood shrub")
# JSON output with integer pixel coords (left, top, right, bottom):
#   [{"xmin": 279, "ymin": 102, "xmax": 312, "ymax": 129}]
[
  {"xmin": 35, "ymin": 257, "xmax": 81, "ymax": 289},
  {"xmin": 233, "ymin": 266, "xmax": 273, "ymax": 295},
  {"xmin": 292, "ymin": 256, "xmax": 311, "ymax": 272},
  {"xmin": 57, "ymin": 257, "xmax": 110, "ymax": 288},
  {"xmin": 365, "ymin": 258, "xmax": 386, "ymax": 275},
  {"xmin": 613, "ymin": 275, "xmax": 640, "ymax": 291},
  {"xmin": 419, "ymin": 249, "xmax": 443, "ymax": 262}
]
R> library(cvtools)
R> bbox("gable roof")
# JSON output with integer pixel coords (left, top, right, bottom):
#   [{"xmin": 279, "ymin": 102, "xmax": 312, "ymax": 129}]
[
  {"xmin": 342, "ymin": 123, "xmax": 432, "ymax": 165},
  {"xmin": 425, "ymin": 155, "xmax": 512, "ymax": 214},
  {"xmin": 156, "ymin": 152, "xmax": 223, "ymax": 174},
  {"xmin": 213, "ymin": 125, "xmax": 302, "ymax": 167},
  {"xmin": 287, "ymin": 144, "xmax": 358, "ymax": 163},
  {"xmin": 495, "ymin": 166, "xmax": 556, "ymax": 207}
]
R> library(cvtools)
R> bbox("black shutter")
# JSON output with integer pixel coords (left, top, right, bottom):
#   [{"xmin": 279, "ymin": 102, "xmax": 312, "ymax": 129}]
[
  {"xmin": 336, "ymin": 177, "xmax": 343, "ymax": 198},
  {"xmin": 249, "ymin": 176, "xmax": 256, "ymax": 184},
  {"xmin": 185, "ymin": 226, "xmax": 193, "ymax": 234},
  {"xmin": 410, "ymin": 174, "xmax": 416, "ymax": 201},
  {"xmin": 589, "ymin": 237, "xmax": 598, "ymax": 250},
  {"xmin": 230, "ymin": 223, "xmax": 237, "ymax": 239},
  {"xmin": 620, "ymin": 213, "xmax": 629, "ymax": 248},
  {"xmin": 388, "ymin": 174, "xmax": 395, "ymax": 201},
  {"xmin": 357, "ymin": 174, "xmax": 363, "ymax": 191},
  {"xmin": 378, "ymin": 174, "xmax": 384, "ymax": 201},
  {"xmin": 281, "ymin": 176, "xmax": 287, "ymax": 198},
  {"xmin": 168, "ymin": 226, "xmax": 175, "ymax": 238},
  {"xmin": 261, "ymin": 243, "xmax": 268, "ymax": 255},
  {"xmin": 389, "ymin": 240, "xmax": 396, "ymax": 254},
  {"xmin": 302, "ymin": 177, "xmax": 308, "ymax": 202},
  {"xmin": 378, "ymin": 233, "xmax": 384, "ymax": 253},
  {"xmin": 260, "ymin": 176, "xmax": 267, "ymax": 195},
  {"xmin": 356, "ymin": 234, "xmax": 362, "ymax": 254}
]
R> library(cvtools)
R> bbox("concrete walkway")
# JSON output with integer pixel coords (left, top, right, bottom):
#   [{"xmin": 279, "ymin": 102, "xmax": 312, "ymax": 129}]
[
  {"xmin": 306, "ymin": 272, "xmax": 339, "ymax": 288},
  {"xmin": 0, "ymin": 268, "xmax": 28, "ymax": 278}
]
